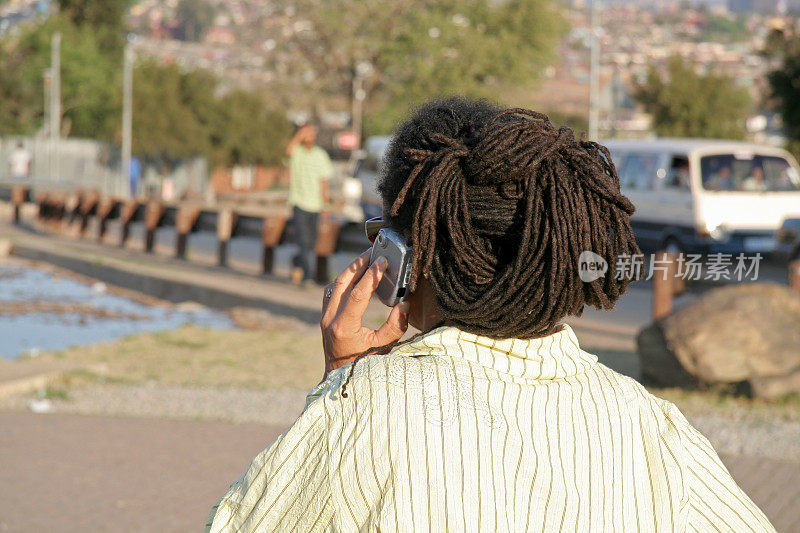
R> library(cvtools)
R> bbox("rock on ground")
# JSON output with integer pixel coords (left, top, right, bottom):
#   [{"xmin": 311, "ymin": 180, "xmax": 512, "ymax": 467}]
[{"xmin": 638, "ymin": 282, "xmax": 800, "ymax": 398}]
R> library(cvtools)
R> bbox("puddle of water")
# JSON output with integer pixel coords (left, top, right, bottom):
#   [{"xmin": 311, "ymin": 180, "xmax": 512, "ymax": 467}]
[{"xmin": 0, "ymin": 265, "xmax": 234, "ymax": 359}]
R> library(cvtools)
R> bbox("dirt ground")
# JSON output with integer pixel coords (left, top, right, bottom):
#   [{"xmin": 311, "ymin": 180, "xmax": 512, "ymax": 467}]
[
  {"xmin": 33, "ymin": 325, "xmax": 324, "ymax": 392},
  {"xmin": 9, "ymin": 324, "xmax": 799, "ymax": 425}
]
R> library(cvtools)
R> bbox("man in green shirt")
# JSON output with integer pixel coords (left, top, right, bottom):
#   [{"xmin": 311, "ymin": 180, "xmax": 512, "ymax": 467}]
[{"xmin": 286, "ymin": 123, "xmax": 334, "ymax": 284}]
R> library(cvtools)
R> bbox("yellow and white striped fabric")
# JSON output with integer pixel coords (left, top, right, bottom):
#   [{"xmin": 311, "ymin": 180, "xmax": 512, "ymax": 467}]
[{"xmin": 207, "ymin": 324, "xmax": 774, "ymax": 532}]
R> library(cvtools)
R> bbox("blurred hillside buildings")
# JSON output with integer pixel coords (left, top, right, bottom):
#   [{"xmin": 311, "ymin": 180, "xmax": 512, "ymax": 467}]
[
  {"xmin": 2, "ymin": 0, "xmax": 798, "ymax": 141},
  {"xmin": 119, "ymin": 0, "xmax": 798, "ymax": 142}
]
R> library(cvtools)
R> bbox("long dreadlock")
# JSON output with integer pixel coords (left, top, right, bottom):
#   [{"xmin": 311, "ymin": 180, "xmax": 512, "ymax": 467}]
[{"xmin": 341, "ymin": 97, "xmax": 640, "ymax": 397}]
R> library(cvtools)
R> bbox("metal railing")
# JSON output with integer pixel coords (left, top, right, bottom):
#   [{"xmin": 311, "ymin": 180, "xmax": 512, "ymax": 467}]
[{"xmin": 1, "ymin": 184, "xmax": 368, "ymax": 283}]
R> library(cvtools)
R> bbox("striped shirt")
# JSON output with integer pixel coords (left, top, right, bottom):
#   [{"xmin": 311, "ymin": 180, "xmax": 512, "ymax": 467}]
[
  {"xmin": 207, "ymin": 324, "xmax": 774, "ymax": 532},
  {"xmin": 288, "ymin": 145, "xmax": 333, "ymax": 213}
]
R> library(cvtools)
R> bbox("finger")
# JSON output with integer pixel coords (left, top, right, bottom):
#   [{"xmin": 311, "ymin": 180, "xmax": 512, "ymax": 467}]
[
  {"xmin": 325, "ymin": 250, "xmax": 371, "ymax": 319},
  {"xmin": 370, "ymin": 301, "xmax": 410, "ymax": 348},
  {"xmin": 341, "ymin": 256, "xmax": 388, "ymax": 323}
]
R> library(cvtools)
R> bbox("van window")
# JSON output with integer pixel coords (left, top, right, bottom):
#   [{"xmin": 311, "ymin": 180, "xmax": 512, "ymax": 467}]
[
  {"xmin": 609, "ymin": 150, "xmax": 627, "ymax": 171},
  {"xmin": 661, "ymin": 156, "xmax": 690, "ymax": 191},
  {"xmin": 700, "ymin": 154, "xmax": 800, "ymax": 192},
  {"xmin": 619, "ymin": 153, "xmax": 661, "ymax": 190}
]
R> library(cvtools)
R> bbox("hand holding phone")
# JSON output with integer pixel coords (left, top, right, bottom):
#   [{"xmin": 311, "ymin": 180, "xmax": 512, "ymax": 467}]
[{"xmin": 319, "ymin": 250, "xmax": 410, "ymax": 381}]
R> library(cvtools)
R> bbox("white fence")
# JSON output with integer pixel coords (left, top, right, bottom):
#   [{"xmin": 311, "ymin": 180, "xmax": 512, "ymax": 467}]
[{"xmin": 0, "ymin": 136, "xmax": 208, "ymax": 198}]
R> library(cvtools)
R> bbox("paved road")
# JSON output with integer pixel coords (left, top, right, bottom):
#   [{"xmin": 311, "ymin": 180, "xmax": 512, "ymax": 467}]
[
  {"xmin": 1, "ymin": 411, "xmax": 797, "ymax": 532},
  {"xmin": 0, "ymin": 411, "xmax": 282, "ymax": 532},
  {"xmin": 103, "ymin": 220, "xmax": 792, "ymax": 334}
]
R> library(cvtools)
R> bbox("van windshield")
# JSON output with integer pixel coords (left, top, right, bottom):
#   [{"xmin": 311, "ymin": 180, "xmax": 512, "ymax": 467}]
[{"xmin": 700, "ymin": 154, "xmax": 800, "ymax": 192}]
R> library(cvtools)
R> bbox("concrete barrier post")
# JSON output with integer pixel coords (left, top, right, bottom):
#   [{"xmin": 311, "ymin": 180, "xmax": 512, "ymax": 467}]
[
  {"xmin": 175, "ymin": 206, "xmax": 201, "ymax": 259},
  {"xmin": 652, "ymin": 250, "xmax": 677, "ymax": 320},
  {"xmin": 11, "ymin": 185, "xmax": 28, "ymax": 225},
  {"xmin": 790, "ymin": 260, "xmax": 800, "ymax": 295},
  {"xmin": 63, "ymin": 192, "xmax": 79, "ymax": 234},
  {"xmin": 36, "ymin": 193, "xmax": 48, "ymax": 223},
  {"xmin": 52, "ymin": 194, "xmax": 65, "ymax": 232},
  {"xmin": 119, "ymin": 200, "xmax": 138, "ymax": 247},
  {"xmin": 216, "ymin": 208, "xmax": 236, "ymax": 267},
  {"xmin": 260, "ymin": 215, "xmax": 287, "ymax": 275},
  {"xmin": 78, "ymin": 190, "xmax": 100, "ymax": 238},
  {"xmin": 144, "ymin": 201, "xmax": 164, "ymax": 253},
  {"xmin": 671, "ymin": 252, "xmax": 685, "ymax": 296},
  {"xmin": 314, "ymin": 219, "xmax": 342, "ymax": 284},
  {"xmin": 95, "ymin": 197, "xmax": 116, "ymax": 242}
]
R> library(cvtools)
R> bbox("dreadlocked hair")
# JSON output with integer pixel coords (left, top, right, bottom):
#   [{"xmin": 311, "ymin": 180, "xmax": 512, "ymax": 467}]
[{"xmin": 378, "ymin": 97, "xmax": 641, "ymax": 340}]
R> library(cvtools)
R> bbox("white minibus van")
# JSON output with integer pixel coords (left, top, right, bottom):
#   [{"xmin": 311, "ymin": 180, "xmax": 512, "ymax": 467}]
[{"xmin": 603, "ymin": 139, "xmax": 800, "ymax": 254}]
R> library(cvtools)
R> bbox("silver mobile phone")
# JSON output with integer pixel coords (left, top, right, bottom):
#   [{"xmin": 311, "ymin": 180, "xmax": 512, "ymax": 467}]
[{"xmin": 369, "ymin": 227, "xmax": 413, "ymax": 307}]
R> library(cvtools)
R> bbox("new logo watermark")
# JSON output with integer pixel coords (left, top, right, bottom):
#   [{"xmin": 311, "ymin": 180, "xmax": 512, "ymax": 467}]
[
  {"xmin": 577, "ymin": 251, "xmax": 763, "ymax": 282},
  {"xmin": 578, "ymin": 251, "xmax": 608, "ymax": 283}
]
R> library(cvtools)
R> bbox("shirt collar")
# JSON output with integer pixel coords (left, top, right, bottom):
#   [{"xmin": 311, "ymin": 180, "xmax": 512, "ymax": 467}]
[{"xmin": 391, "ymin": 323, "xmax": 597, "ymax": 380}]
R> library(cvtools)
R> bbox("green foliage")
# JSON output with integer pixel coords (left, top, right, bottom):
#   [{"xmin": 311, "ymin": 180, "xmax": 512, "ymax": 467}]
[
  {"xmin": 0, "ymin": 37, "xmax": 40, "ymax": 134},
  {"xmin": 542, "ymin": 110, "xmax": 589, "ymax": 135},
  {"xmin": 0, "ymin": 11, "xmax": 289, "ymax": 166},
  {"xmin": 290, "ymin": 0, "xmax": 565, "ymax": 133},
  {"xmin": 131, "ymin": 60, "xmax": 210, "ymax": 160},
  {"xmin": 212, "ymin": 90, "xmax": 292, "ymax": 166},
  {"xmin": 58, "ymin": 0, "xmax": 128, "ymax": 52},
  {"xmin": 702, "ymin": 14, "xmax": 748, "ymax": 43},
  {"xmin": 132, "ymin": 60, "xmax": 290, "ymax": 165},
  {"xmin": 634, "ymin": 56, "xmax": 751, "ymax": 139},
  {"xmin": 0, "ymin": 16, "xmax": 120, "ymax": 138},
  {"xmin": 766, "ymin": 24, "xmax": 800, "ymax": 156}
]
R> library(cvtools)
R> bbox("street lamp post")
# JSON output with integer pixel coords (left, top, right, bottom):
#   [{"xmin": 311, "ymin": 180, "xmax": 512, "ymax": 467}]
[
  {"xmin": 50, "ymin": 31, "xmax": 61, "ymax": 182},
  {"xmin": 351, "ymin": 61, "xmax": 373, "ymax": 151},
  {"xmin": 589, "ymin": 0, "xmax": 601, "ymax": 140},
  {"xmin": 352, "ymin": 75, "xmax": 365, "ymax": 150},
  {"xmin": 121, "ymin": 43, "xmax": 134, "ymax": 198}
]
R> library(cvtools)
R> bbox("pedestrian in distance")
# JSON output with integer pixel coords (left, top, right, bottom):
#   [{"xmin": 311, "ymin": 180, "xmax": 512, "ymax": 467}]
[
  {"xmin": 8, "ymin": 140, "xmax": 32, "ymax": 182},
  {"xmin": 285, "ymin": 122, "xmax": 334, "ymax": 286},
  {"xmin": 129, "ymin": 155, "xmax": 142, "ymax": 198}
]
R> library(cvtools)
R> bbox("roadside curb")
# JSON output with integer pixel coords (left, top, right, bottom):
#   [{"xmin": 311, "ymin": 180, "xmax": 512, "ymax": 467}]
[{"xmin": 2, "ymin": 222, "xmax": 387, "ymax": 325}]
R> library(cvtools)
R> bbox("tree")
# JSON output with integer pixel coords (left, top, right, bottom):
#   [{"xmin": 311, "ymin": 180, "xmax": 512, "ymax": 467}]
[
  {"xmin": 286, "ymin": 0, "xmax": 565, "ymax": 132},
  {"xmin": 58, "ymin": 0, "xmax": 128, "ymax": 52},
  {"xmin": 131, "ymin": 60, "xmax": 290, "ymax": 166},
  {"xmin": 131, "ymin": 60, "xmax": 212, "ymax": 161},
  {"xmin": 634, "ymin": 56, "xmax": 750, "ymax": 139},
  {"xmin": 766, "ymin": 23, "xmax": 800, "ymax": 157},
  {"xmin": 0, "ymin": 0, "xmax": 127, "ymax": 137},
  {"xmin": 212, "ymin": 90, "xmax": 292, "ymax": 167},
  {"xmin": 0, "ymin": 16, "xmax": 120, "ymax": 138}
]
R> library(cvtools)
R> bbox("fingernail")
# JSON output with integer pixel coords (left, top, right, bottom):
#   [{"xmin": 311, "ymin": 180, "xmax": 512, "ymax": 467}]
[
  {"xmin": 376, "ymin": 256, "xmax": 388, "ymax": 269},
  {"xmin": 398, "ymin": 300, "xmax": 410, "ymax": 315}
]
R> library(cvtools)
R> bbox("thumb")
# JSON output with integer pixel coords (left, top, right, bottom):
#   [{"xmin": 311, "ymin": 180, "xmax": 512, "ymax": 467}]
[{"xmin": 370, "ymin": 301, "xmax": 410, "ymax": 348}]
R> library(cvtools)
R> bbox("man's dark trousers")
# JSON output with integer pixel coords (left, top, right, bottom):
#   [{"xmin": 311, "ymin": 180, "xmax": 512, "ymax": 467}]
[{"xmin": 292, "ymin": 206, "xmax": 318, "ymax": 281}]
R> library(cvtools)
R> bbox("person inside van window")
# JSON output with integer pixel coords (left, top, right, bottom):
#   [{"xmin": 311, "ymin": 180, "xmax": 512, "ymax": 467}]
[
  {"xmin": 741, "ymin": 164, "xmax": 766, "ymax": 192},
  {"xmin": 707, "ymin": 164, "xmax": 734, "ymax": 191},
  {"xmin": 773, "ymin": 159, "xmax": 797, "ymax": 190},
  {"xmin": 666, "ymin": 159, "xmax": 690, "ymax": 190}
]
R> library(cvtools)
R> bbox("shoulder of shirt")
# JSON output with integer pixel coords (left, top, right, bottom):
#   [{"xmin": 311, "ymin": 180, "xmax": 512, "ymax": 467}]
[{"xmin": 593, "ymin": 362, "xmax": 696, "ymax": 434}]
